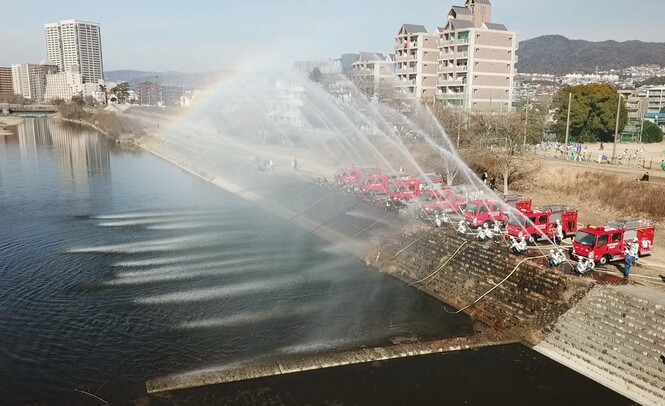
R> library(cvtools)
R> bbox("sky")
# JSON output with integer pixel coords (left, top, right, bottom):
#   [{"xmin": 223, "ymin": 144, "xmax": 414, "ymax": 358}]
[{"xmin": 3, "ymin": 0, "xmax": 664, "ymax": 73}]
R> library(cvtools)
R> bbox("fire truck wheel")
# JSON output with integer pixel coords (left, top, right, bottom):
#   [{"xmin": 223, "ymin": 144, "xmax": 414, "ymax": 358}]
[{"xmin": 598, "ymin": 255, "xmax": 609, "ymax": 266}]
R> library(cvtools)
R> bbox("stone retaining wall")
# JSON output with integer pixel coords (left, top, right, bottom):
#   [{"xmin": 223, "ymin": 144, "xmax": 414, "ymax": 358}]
[{"xmin": 375, "ymin": 228, "xmax": 593, "ymax": 343}]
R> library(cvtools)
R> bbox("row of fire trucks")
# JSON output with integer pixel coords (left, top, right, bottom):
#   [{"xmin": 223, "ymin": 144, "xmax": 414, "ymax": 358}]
[{"xmin": 332, "ymin": 166, "xmax": 656, "ymax": 268}]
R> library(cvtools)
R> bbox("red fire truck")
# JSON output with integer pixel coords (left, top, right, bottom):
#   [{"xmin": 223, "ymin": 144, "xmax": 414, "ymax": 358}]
[
  {"xmin": 464, "ymin": 196, "xmax": 532, "ymax": 228},
  {"xmin": 359, "ymin": 173, "xmax": 409, "ymax": 196},
  {"xmin": 334, "ymin": 166, "xmax": 381, "ymax": 187},
  {"xmin": 506, "ymin": 205, "xmax": 578, "ymax": 241},
  {"xmin": 418, "ymin": 188, "xmax": 468, "ymax": 216},
  {"xmin": 387, "ymin": 175, "xmax": 444, "ymax": 202},
  {"xmin": 572, "ymin": 220, "xmax": 655, "ymax": 265}
]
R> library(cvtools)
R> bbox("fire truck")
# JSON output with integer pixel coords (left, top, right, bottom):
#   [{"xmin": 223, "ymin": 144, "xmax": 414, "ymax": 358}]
[
  {"xmin": 384, "ymin": 175, "xmax": 444, "ymax": 211},
  {"xmin": 334, "ymin": 166, "xmax": 381, "ymax": 187},
  {"xmin": 387, "ymin": 175, "xmax": 444, "ymax": 202},
  {"xmin": 418, "ymin": 187, "xmax": 468, "ymax": 216},
  {"xmin": 572, "ymin": 220, "xmax": 655, "ymax": 265},
  {"xmin": 464, "ymin": 196, "xmax": 532, "ymax": 228},
  {"xmin": 506, "ymin": 205, "xmax": 578, "ymax": 241},
  {"xmin": 359, "ymin": 173, "xmax": 410, "ymax": 196}
]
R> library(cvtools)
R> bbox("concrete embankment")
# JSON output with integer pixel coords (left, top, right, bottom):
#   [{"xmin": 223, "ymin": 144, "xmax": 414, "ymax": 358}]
[
  {"xmin": 535, "ymin": 285, "xmax": 665, "ymax": 406},
  {"xmin": 374, "ymin": 228, "xmax": 665, "ymax": 405}
]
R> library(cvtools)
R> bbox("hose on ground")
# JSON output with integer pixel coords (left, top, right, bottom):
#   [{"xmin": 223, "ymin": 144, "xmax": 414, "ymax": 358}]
[
  {"xmin": 408, "ymin": 240, "xmax": 470, "ymax": 287},
  {"xmin": 444, "ymin": 254, "xmax": 550, "ymax": 314}
]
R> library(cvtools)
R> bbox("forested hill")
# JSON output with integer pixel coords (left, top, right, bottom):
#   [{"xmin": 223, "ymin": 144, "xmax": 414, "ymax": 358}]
[{"xmin": 517, "ymin": 35, "xmax": 665, "ymax": 74}]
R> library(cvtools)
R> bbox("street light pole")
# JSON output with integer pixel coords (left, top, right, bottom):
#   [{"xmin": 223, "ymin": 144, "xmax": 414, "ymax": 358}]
[
  {"xmin": 564, "ymin": 92, "xmax": 572, "ymax": 160},
  {"xmin": 611, "ymin": 94, "xmax": 622, "ymax": 165}
]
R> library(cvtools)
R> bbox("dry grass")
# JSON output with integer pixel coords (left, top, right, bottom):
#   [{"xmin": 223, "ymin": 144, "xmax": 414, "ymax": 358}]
[{"xmin": 525, "ymin": 168, "xmax": 665, "ymax": 221}]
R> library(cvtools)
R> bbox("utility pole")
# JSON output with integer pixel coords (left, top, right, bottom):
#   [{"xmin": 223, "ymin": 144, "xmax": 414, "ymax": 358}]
[
  {"xmin": 564, "ymin": 92, "xmax": 572, "ymax": 160},
  {"xmin": 523, "ymin": 94, "xmax": 529, "ymax": 152},
  {"xmin": 611, "ymin": 94, "xmax": 622, "ymax": 165}
]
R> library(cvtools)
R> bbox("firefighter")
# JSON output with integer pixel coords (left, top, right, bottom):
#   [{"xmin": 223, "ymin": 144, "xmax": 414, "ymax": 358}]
[
  {"xmin": 549, "ymin": 248, "xmax": 565, "ymax": 267},
  {"xmin": 434, "ymin": 214, "xmax": 443, "ymax": 228},
  {"xmin": 441, "ymin": 213, "xmax": 450, "ymax": 224},
  {"xmin": 623, "ymin": 238, "xmax": 639, "ymax": 279},
  {"xmin": 492, "ymin": 221, "xmax": 502, "ymax": 242},
  {"xmin": 457, "ymin": 219, "xmax": 468, "ymax": 235},
  {"xmin": 555, "ymin": 219, "xmax": 564, "ymax": 245},
  {"xmin": 575, "ymin": 257, "xmax": 589, "ymax": 275},
  {"xmin": 510, "ymin": 235, "xmax": 527, "ymax": 254},
  {"xmin": 477, "ymin": 224, "xmax": 489, "ymax": 241}
]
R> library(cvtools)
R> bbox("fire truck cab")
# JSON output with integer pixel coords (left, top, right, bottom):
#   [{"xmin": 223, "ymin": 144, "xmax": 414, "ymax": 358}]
[
  {"xmin": 572, "ymin": 220, "xmax": 655, "ymax": 265},
  {"xmin": 506, "ymin": 205, "xmax": 578, "ymax": 241}
]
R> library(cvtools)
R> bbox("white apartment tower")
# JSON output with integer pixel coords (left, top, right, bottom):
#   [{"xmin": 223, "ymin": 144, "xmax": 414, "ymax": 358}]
[
  {"xmin": 45, "ymin": 20, "xmax": 104, "ymax": 84},
  {"xmin": 437, "ymin": 0, "xmax": 517, "ymax": 111}
]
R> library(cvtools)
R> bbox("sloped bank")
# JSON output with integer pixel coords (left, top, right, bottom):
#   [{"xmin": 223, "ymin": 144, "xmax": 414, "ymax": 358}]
[{"xmin": 371, "ymin": 227, "xmax": 665, "ymax": 405}]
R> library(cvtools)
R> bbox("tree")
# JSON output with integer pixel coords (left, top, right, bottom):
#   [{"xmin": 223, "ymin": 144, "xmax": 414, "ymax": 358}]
[
  {"xmin": 468, "ymin": 112, "xmax": 533, "ymax": 194},
  {"xmin": 110, "ymin": 82, "xmax": 130, "ymax": 104},
  {"xmin": 308, "ymin": 67, "xmax": 324, "ymax": 84},
  {"xmin": 639, "ymin": 120, "xmax": 664, "ymax": 143},
  {"xmin": 551, "ymin": 84, "xmax": 627, "ymax": 143}
]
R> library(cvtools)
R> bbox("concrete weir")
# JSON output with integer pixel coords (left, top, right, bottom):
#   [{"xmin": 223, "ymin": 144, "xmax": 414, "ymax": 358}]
[{"xmin": 146, "ymin": 336, "xmax": 515, "ymax": 394}]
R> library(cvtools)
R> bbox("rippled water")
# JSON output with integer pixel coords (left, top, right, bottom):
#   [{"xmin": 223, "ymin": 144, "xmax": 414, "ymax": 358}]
[{"xmin": 0, "ymin": 119, "xmax": 472, "ymax": 403}]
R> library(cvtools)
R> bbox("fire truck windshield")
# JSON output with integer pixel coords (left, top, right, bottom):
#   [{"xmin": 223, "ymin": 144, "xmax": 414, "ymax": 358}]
[
  {"xmin": 420, "ymin": 194, "xmax": 435, "ymax": 202},
  {"xmin": 508, "ymin": 215, "xmax": 526, "ymax": 228},
  {"xmin": 465, "ymin": 203, "xmax": 479, "ymax": 214},
  {"xmin": 574, "ymin": 231, "xmax": 597, "ymax": 247}
]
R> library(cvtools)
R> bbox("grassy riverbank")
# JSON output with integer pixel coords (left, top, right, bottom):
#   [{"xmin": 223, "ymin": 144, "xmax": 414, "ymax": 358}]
[{"xmin": 57, "ymin": 102, "xmax": 145, "ymax": 143}]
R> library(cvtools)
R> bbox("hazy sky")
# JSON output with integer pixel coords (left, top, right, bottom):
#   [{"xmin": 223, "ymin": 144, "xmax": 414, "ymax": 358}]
[{"xmin": 3, "ymin": 0, "xmax": 664, "ymax": 72}]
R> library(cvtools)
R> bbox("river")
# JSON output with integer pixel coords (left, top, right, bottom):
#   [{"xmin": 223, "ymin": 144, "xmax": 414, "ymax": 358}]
[{"xmin": 0, "ymin": 119, "xmax": 474, "ymax": 404}]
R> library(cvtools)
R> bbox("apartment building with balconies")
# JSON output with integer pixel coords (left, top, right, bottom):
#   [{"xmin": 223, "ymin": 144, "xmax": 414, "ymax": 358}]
[
  {"xmin": 394, "ymin": 24, "xmax": 438, "ymax": 100},
  {"xmin": 351, "ymin": 52, "xmax": 395, "ymax": 97},
  {"xmin": 45, "ymin": 20, "xmax": 104, "ymax": 84},
  {"xmin": 638, "ymin": 85, "xmax": 665, "ymax": 114},
  {"xmin": 436, "ymin": 0, "xmax": 517, "ymax": 112},
  {"xmin": 11, "ymin": 63, "xmax": 58, "ymax": 101}
]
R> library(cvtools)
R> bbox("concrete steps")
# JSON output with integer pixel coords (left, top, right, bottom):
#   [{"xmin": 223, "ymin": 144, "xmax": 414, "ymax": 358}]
[{"xmin": 536, "ymin": 285, "xmax": 665, "ymax": 406}]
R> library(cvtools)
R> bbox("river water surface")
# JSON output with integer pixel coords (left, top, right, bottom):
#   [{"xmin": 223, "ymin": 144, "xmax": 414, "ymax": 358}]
[{"xmin": 0, "ymin": 119, "xmax": 474, "ymax": 403}]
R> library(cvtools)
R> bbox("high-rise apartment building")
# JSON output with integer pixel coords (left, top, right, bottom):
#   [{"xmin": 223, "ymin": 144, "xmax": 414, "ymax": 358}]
[
  {"xmin": 11, "ymin": 63, "xmax": 58, "ymax": 100},
  {"xmin": 436, "ymin": 0, "xmax": 517, "ymax": 111},
  {"xmin": 394, "ymin": 25, "xmax": 438, "ymax": 100},
  {"xmin": 0, "ymin": 67, "xmax": 13, "ymax": 98},
  {"xmin": 45, "ymin": 20, "xmax": 104, "ymax": 84}
]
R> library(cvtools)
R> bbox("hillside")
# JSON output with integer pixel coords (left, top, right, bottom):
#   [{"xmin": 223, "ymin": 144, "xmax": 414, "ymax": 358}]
[
  {"xmin": 104, "ymin": 70, "xmax": 232, "ymax": 88},
  {"xmin": 517, "ymin": 35, "xmax": 665, "ymax": 74}
]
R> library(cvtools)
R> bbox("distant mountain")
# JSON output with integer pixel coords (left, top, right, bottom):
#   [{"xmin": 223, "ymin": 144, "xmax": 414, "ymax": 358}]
[
  {"xmin": 104, "ymin": 70, "xmax": 232, "ymax": 89},
  {"xmin": 517, "ymin": 35, "xmax": 665, "ymax": 74}
]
